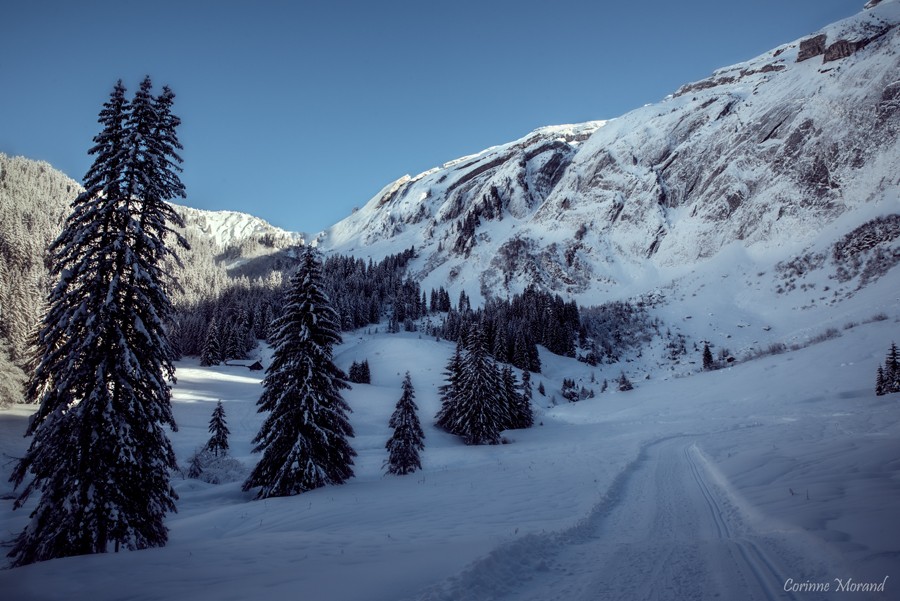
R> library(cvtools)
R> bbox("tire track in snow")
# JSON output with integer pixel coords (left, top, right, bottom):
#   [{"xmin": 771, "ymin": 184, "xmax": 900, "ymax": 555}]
[
  {"xmin": 685, "ymin": 443, "xmax": 797, "ymax": 601},
  {"xmin": 411, "ymin": 435, "xmax": 807, "ymax": 601}
]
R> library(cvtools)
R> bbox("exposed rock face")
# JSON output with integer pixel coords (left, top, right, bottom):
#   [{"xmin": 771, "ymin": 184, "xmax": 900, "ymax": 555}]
[
  {"xmin": 318, "ymin": 1, "xmax": 900, "ymax": 303},
  {"xmin": 797, "ymin": 34, "xmax": 827, "ymax": 62},
  {"xmin": 824, "ymin": 39, "xmax": 856, "ymax": 61}
]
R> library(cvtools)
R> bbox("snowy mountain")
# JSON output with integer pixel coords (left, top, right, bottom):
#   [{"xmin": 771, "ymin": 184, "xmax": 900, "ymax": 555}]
[
  {"xmin": 0, "ymin": 153, "xmax": 302, "ymax": 390},
  {"xmin": 1, "ymin": 3, "xmax": 899, "ymax": 597},
  {"xmin": 175, "ymin": 204, "xmax": 303, "ymax": 251},
  {"xmin": 315, "ymin": 0, "xmax": 900, "ymax": 309}
]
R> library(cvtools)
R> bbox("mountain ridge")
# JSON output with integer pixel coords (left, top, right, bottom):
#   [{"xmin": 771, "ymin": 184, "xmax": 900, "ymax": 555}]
[{"xmin": 312, "ymin": 0, "xmax": 900, "ymax": 308}]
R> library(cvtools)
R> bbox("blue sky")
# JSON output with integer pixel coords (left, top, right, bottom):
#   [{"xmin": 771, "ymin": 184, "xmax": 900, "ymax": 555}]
[{"xmin": 1, "ymin": 0, "xmax": 860, "ymax": 234}]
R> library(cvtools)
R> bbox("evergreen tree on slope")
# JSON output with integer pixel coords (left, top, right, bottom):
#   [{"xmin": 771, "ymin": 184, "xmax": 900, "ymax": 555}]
[
  {"xmin": 455, "ymin": 325, "xmax": 508, "ymax": 445},
  {"xmin": 435, "ymin": 340, "xmax": 465, "ymax": 435},
  {"xmin": 385, "ymin": 372, "xmax": 425, "ymax": 475},
  {"xmin": 200, "ymin": 315, "xmax": 223, "ymax": 366},
  {"xmin": 0, "ymin": 340, "xmax": 26, "ymax": 408},
  {"xmin": 702, "ymin": 343, "xmax": 715, "ymax": 371},
  {"xmin": 516, "ymin": 369, "xmax": 535, "ymax": 429},
  {"xmin": 9, "ymin": 78, "xmax": 186, "ymax": 566},
  {"xmin": 886, "ymin": 342, "xmax": 900, "ymax": 394},
  {"xmin": 499, "ymin": 364, "xmax": 521, "ymax": 428},
  {"xmin": 243, "ymin": 246, "xmax": 355, "ymax": 498},
  {"xmin": 206, "ymin": 401, "xmax": 230, "ymax": 457}
]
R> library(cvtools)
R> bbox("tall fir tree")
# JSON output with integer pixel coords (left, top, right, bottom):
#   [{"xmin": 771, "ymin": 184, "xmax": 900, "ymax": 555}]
[
  {"xmin": 243, "ymin": 246, "xmax": 355, "ymax": 498},
  {"xmin": 9, "ymin": 78, "xmax": 186, "ymax": 566},
  {"xmin": 385, "ymin": 372, "xmax": 425, "ymax": 475},
  {"xmin": 499, "ymin": 364, "xmax": 520, "ymax": 428},
  {"xmin": 454, "ymin": 325, "xmax": 508, "ymax": 445},
  {"xmin": 206, "ymin": 401, "xmax": 230, "ymax": 457},
  {"xmin": 886, "ymin": 342, "xmax": 900, "ymax": 394},
  {"xmin": 200, "ymin": 316, "xmax": 223, "ymax": 366},
  {"xmin": 435, "ymin": 341, "xmax": 465, "ymax": 435},
  {"xmin": 516, "ymin": 369, "xmax": 535, "ymax": 429}
]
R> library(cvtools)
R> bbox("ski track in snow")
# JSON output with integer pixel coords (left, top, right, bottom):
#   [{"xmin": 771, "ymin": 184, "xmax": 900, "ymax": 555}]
[{"xmin": 411, "ymin": 434, "xmax": 848, "ymax": 601}]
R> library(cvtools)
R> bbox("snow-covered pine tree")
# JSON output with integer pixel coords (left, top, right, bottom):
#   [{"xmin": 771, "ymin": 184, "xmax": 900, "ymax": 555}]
[
  {"xmin": 223, "ymin": 320, "xmax": 244, "ymax": 362},
  {"xmin": 886, "ymin": 342, "xmax": 900, "ymax": 394},
  {"xmin": 0, "ymin": 340, "xmax": 26, "ymax": 408},
  {"xmin": 200, "ymin": 316, "xmax": 223, "ymax": 366},
  {"xmin": 875, "ymin": 365, "xmax": 886, "ymax": 396},
  {"xmin": 206, "ymin": 401, "xmax": 230, "ymax": 457},
  {"xmin": 9, "ymin": 78, "xmax": 185, "ymax": 566},
  {"xmin": 242, "ymin": 246, "xmax": 356, "ymax": 498},
  {"xmin": 454, "ymin": 325, "xmax": 508, "ymax": 445},
  {"xmin": 618, "ymin": 371, "xmax": 634, "ymax": 392},
  {"xmin": 385, "ymin": 372, "xmax": 425, "ymax": 475},
  {"xmin": 348, "ymin": 359, "xmax": 372, "ymax": 384},
  {"xmin": 435, "ymin": 341, "xmax": 464, "ymax": 435},
  {"xmin": 702, "ymin": 343, "xmax": 714, "ymax": 371},
  {"xmin": 517, "ymin": 369, "xmax": 535, "ymax": 429},
  {"xmin": 499, "ymin": 364, "xmax": 520, "ymax": 428},
  {"xmin": 348, "ymin": 360, "xmax": 361, "ymax": 383}
]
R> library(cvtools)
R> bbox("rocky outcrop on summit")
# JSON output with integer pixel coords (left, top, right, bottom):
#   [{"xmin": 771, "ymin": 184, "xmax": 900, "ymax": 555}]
[{"xmin": 318, "ymin": 1, "xmax": 900, "ymax": 303}]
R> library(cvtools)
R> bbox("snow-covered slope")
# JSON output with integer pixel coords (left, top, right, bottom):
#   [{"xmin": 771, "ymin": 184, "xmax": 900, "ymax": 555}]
[
  {"xmin": 315, "ymin": 0, "xmax": 900, "ymax": 308},
  {"xmin": 1, "ymin": 312, "xmax": 897, "ymax": 600},
  {"xmin": 175, "ymin": 204, "xmax": 303, "ymax": 250}
]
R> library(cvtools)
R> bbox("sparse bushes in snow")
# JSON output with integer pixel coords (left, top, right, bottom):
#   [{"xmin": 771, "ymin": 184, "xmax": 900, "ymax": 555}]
[
  {"xmin": 579, "ymin": 300, "xmax": 658, "ymax": 365},
  {"xmin": 617, "ymin": 372, "xmax": 634, "ymax": 392}
]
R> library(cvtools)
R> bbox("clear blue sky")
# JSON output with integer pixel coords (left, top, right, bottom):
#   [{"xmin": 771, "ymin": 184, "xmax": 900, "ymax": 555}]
[{"xmin": 1, "ymin": 0, "xmax": 861, "ymax": 234}]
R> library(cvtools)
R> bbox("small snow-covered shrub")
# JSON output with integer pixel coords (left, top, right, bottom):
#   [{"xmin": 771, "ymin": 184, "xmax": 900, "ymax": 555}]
[{"xmin": 185, "ymin": 448, "xmax": 246, "ymax": 484}]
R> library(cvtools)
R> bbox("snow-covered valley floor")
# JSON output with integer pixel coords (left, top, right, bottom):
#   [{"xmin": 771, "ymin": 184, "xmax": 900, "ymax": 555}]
[{"xmin": 1, "ymin": 321, "xmax": 898, "ymax": 600}]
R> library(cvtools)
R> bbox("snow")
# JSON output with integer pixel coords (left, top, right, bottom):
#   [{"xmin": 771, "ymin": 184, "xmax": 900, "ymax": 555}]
[
  {"xmin": 174, "ymin": 204, "xmax": 304, "ymax": 249},
  {"xmin": 1, "ymin": 302, "xmax": 899, "ymax": 599},
  {"xmin": 1, "ymin": 3, "xmax": 899, "ymax": 597},
  {"xmin": 310, "ymin": 0, "xmax": 900, "ymax": 309}
]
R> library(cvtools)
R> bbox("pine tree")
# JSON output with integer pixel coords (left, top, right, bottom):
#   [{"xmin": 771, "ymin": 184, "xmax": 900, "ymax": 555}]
[
  {"xmin": 200, "ymin": 316, "xmax": 223, "ymax": 366},
  {"xmin": 223, "ymin": 320, "xmax": 243, "ymax": 362},
  {"xmin": 347, "ymin": 359, "xmax": 372, "ymax": 384},
  {"xmin": 206, "ymin": 401, "xmax": 230, "ymax": 457},
  {"xmin": 618, "ymin": 371, "xmax": 634, "ymax": 392},
  {"xmin": 243, "ymin": 246, "xmax": 355, "ymax": 498},
  {"xmin": 875, "ymin": 365, "xmax": 886, "ymax": 396},
  {"xmin": 517, "ymin": 370, "xmax": 535, "ymax": 429},
  {"xmin": 435, "ymin": 341, "xmax": 465, "ymax": 435},
  {"xmin": 9, "ymin": 78, "xmax": 185, "ymax": 566},
  {"xmin": 886, "ymin": 342, "xmax": 900, "ymax": 394},
  {"xmin": 385, "ymin": 372, "xmax": 425, "ymax": 475},
  {"xmin": 454, "ymin": 325, "xmax": 508, "ymax": 445},
  {"xmin": 702, "ymin": 343, "xmax": 715, "ymax": 371},
  {"xmin": 499, "ymin": 364, "xmax": 520, "ymax": 427},
  {"xmin": 0, "ymin": 340, "xmax": 26, "ymax": 408}
]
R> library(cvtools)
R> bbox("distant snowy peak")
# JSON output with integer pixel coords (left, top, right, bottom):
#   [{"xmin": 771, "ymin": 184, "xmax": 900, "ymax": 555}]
[
  {"xmin": 175, "ymin": 204, "xmax": 304, "ymax": 249},
  {"xmin": 316, "ymin": 1, "xmax": 900, "ymax": 304}
]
